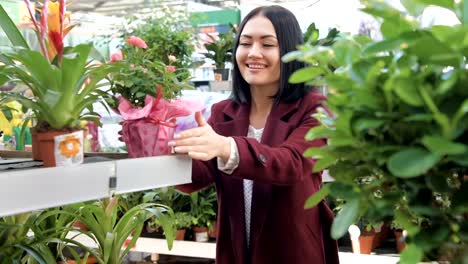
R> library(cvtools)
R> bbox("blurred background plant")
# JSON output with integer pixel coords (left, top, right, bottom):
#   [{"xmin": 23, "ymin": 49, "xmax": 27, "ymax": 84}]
[{"xmin": 106, "ymin": 8, "xmax": 195, "ymax": 109}]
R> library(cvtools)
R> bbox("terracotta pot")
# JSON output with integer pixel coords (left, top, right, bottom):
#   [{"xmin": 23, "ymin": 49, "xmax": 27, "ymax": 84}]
[
  {"xmin": 175, "ymin": 229, "xmax": 186, "ymax": 240},
  {"xmin": 31, "ymin": 130, "xmax": 41, "ymax": 161},
  {"xmin": 394, "ymin": 229, "xmax": 406, "ymax": 253},
  {"xmin": 192, "ymin": 226, "xmax": 209, "ymax": 242},
  {"xmin": 357, "ymin": 234, "xmax": 375, "ymax": 254},
  {"xmin": 208, "ymin": 221, "xmax": 217, "ymax": 239},
  {"xmin": 33, "ymin": 130, "xmax": 83, "ymax": 167},
  {"xmin": 372, "ymin": 224, "xmax": 389, "ymax": 249},
  {"xmin": 72, "ymin": 220, "xmax": 89, "ymax": 231}
]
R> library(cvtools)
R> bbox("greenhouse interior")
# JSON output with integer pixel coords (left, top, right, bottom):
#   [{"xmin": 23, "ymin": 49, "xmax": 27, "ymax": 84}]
[{"xmin": 0, "ymin": 0, "xmax": 467, "ymax": 263}]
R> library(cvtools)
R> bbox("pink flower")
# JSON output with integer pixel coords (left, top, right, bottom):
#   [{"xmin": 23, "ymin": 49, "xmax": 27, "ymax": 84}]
[
  {"xmin": 126, "ymin": 36, "xmax": 148, "ymax": 49},
  {"xmin": 166, "ymin": 65, "xmax": 176, "ymax": 73},
  {"xmin": 110, "ymin": 50, "xmax": 123, "ymax": 62}
]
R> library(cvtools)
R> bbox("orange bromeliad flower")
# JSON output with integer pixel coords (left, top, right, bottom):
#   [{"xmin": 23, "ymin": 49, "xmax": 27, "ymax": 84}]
[
  {"xmin": 29, "ymin": 0, "xmax": 72, "ymax": 62},
  {"xmin": 58, "ymin": 135, "xmax": 81, "ymax": 158}
]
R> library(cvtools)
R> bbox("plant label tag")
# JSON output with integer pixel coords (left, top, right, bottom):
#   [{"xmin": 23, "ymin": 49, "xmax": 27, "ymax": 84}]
[{"xmin": 54, "ymin": 130, "xmax": 84, "ymax": 167}]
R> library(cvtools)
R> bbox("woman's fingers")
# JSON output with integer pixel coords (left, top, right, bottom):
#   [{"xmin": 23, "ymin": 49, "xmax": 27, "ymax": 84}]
[
  {"xmin": 195, "ymin": 111, "xmax": 208, "ymax": 127},
  {"xmin": 188, "ymin": 151, "xmax": 210, "ymax": 161},
  {"xmin": 174, "ymin": 126, "xmax": 207, "ymax": 139}
]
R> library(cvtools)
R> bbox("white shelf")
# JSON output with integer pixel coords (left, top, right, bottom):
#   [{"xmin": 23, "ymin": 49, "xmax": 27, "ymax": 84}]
[
  {"xmin": 0, "ymin": 155, "xmax": 192, "ymax": 217},
  {"xmin": 70, "ymin": 233, "xmax": 399, "ymax": 263}
]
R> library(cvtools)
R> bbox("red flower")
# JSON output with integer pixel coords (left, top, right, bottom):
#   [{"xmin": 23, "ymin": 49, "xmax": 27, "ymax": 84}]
[
  {"xmin": 166, "ymin": 65, "xmax": 176, "ymax": 73},
  {"xmin": 110, "ymin": 50, "xmax": 123, "ymax": 62},
  {"xmin": 48, "ymin": 31, "xmax": 63, "ymax": 59},
  {"xmin": 126, "ymin": 36, "xmax": 148, "ymax": 49}
]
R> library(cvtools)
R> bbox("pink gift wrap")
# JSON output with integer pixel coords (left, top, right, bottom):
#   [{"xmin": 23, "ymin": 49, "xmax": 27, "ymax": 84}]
[
  {"xmin": 121, "ymin": 119, "xmax": 175, "ymax": 158},
  {"xmin": 118, "ymin": 88, "xmax": 205, "ymax": 158}
]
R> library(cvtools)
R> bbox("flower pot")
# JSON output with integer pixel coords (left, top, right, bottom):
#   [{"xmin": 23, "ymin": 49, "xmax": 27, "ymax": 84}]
[
  {"xmin": 208, "ymin": 221, "xmax": 217, "ymax": 239},
  {"xmin": 192, "ymin": 226, "xmax": 209, "ymax": 242},
  {"xmin": 31, "ymin": 130, "xmax": 41, "ymax": 161},
  {"xmin": 351, "ymin": 228, "xmax": 375, "ymax": 254},
  {"xmin": 175, "ymin": 229, "xmax": 186, "ymax": 240},
  {"xmin": 72, "ymin": 220, "xmax": 89, "ymax": 231},
  {"xmin": 121, "ymin": 120, "xmax": 175, "ymax": 158},
  {"xmin": 356, "ymin": 234, "xmax": 375, "ymax": 254},
  {"xmin": 33, "ymin": 130, "xmax": 84, "ymax": 167},
  {"xmin": 214, "ymin": 68, "xmax": 230, "ymax": 81},
  {"xmin": 394, "ymin": 229, "xmax": 406, "ymax": 253}
]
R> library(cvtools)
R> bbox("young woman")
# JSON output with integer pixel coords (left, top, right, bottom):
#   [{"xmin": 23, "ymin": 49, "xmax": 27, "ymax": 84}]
[{"xmin": 171, "ymin": 5, "xmax": 339, "ymax": 264}]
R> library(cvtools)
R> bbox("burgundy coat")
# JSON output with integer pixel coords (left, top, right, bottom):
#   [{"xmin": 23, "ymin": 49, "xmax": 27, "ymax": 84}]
[{"xmin": 178, "ymin": 91, "xmax": 339, "ymax": 264}]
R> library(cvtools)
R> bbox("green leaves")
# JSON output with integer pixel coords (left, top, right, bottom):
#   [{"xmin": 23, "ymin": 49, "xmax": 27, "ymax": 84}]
[
  {"xmin": 422, "ymin": 136, "xmax": 466, "ymax": 156},
  {"xmin": 304, "ymin": 185, "xmax": 330, "ymax": 209},
  {"xmin": 289, "ymin": 66, "xmax": 325, "ymax": 84},
  {"xmin": 400, "ymin": 244, "xmax": 424, "ymax": 264},
  {"xmin": 331, "ymin": 199, "xmax": 360, "ymax": 239},
  {"xmin": 387, "ymin": 148, "xmax": 440, "ymax": 178},
  {"xmin": 0, "ymin": 5, "xmax": 29, "ymax": 49},
  {"xmin": 292, "ymin": 1, "xmax": 468, "ymax": 261}
]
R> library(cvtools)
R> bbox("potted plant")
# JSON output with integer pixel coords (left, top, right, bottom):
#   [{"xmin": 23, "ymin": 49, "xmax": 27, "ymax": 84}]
[
  {"xmin": 203, "ymin": 25, "xmax": 236, "ymax": 81},
  {"xmin": 0, "ymin": 1, "xmax": 119, "ymax": 167},
  {"xmin": 289, "ymin": 0, "xmax": 468, "ymax": 262},
  {"xmin": 0, "ymin": 209, "xmax": 85, "ymax": 263},
  {"xmin": 148, "ymin": 211, "xmax": 191, "ymax": 241},
  {"xmin": 107, "ymin": 14, "xmax": 203, "ymax": 158},
  {"xmin": 67, "ymin": 197, "xmax": 175, "ymax": 264},
  {"xmin": 145, "ymin": 187, "xmax": 192, "ymax": 239},
  {"xmin": 189, "ymin": 187, "xmax": 217, "ymax": 242}
]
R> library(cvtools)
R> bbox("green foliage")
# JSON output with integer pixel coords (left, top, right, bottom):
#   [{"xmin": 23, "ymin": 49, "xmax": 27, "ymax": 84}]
[
  {"xmin": 204, "ymin": 25, "xmax": 236, "ymax": 69},
  {"xmin": 107, "ymin": 11, "xmax": 195, "ymax": 108},
  {"xmin": 189, "ymin": 187, "xmax": 217, "ymax": 228},
  {"xmin": 0, "ymin": 209, "xmax": 83, "ymax": 263},
  {"xmin": 173, "ymin": 212, "xmax": 192, "ymax": 230},
  {"xmin": 0, "ymin": 45, "xmax": 118, "ymax": 130},
  {"xmin": 0, "ymin": 6, "xmax": 119, "ymax": 131},
  {"xmin": 71, "ymin": 197, "xmax": 175, "ymax": 264},
  {"xmin": 291, "ymin": 0, "xmax": 468, "ymax": 262}
]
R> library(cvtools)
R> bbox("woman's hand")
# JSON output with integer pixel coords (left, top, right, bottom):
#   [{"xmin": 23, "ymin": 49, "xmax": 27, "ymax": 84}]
[{"xmin": 169, "ymin": 112, "xmax": 231, "ymax": 161}]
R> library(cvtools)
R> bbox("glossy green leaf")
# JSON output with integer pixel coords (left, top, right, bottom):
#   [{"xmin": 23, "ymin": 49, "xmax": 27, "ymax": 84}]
[
  {"xmin": 331, "ymin": 199, "xmax": 360, "ymax": 239},
  {"xmin": 387, "ymin": 148, "xmax": 440, "ymax": 178},
  {"xmin": 313, "ymin": 156, "xmax": 337, "ymax": 172},
  {"xmin": 407, "ymin": 34, "xmax": 459, "ymax": 66},
  {"xmin": 393, "ymin": 78, "xmax": 424, "ymax": 106},
  {"xmin": 0, "ymin": 5, "xmax": 29, "ymax": 49},
  {"xmin": 304, "ymin": 184, "xmax": 330, "ymax": 209},
  {"xmin": 329, "ymin": 182, "xmax": 360, "ymax": 200},
  {"xmin": 399, "ymin": 244, "xmax": 423, "ymax": 264},
  {"xmin": 289, "ymin": 66, "xmax": 325, "ymax": 84},
  {"xmin": 422, "ymin": 135, "xmax": 466, "ymax": 156},
  {"xmin": 352, "ymin": 118, "xmax": 384, "ymax": 133},
  {"xmin": 333, "ymin": 39, "xmax": 361, "ymax": 66},
  {"xmin": 305, "ymin": 125, "xmax": 333, "ymax": 141},
  {"xmin": 303, "ymin": 147, "xmax": 326, "ymax": 158}
]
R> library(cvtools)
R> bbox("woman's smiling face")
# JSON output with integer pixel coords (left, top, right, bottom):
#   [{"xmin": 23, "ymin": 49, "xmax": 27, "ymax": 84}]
[{"xmin": 235, "ymin": 15, "xmax": 280, "ymax": 91}]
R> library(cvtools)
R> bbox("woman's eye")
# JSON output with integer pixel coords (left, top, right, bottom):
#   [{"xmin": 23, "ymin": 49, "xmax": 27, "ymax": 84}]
[
  {"xmin": 239, "ymin": 43, "xmax": 251, "ymax": 46},
  {"xmin": 263, "ymin": 43, "xmax": 275, "ymax": 47}
]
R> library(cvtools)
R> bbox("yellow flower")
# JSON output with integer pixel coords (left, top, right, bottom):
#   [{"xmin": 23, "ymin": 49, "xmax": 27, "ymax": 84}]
[
  {"xmin": 58, "ymin": 135, "xmax": 81, "ymax": 158},
  {"xmin": 47, "ymin": 1, "xmax": 60, "ymax": 33}
]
